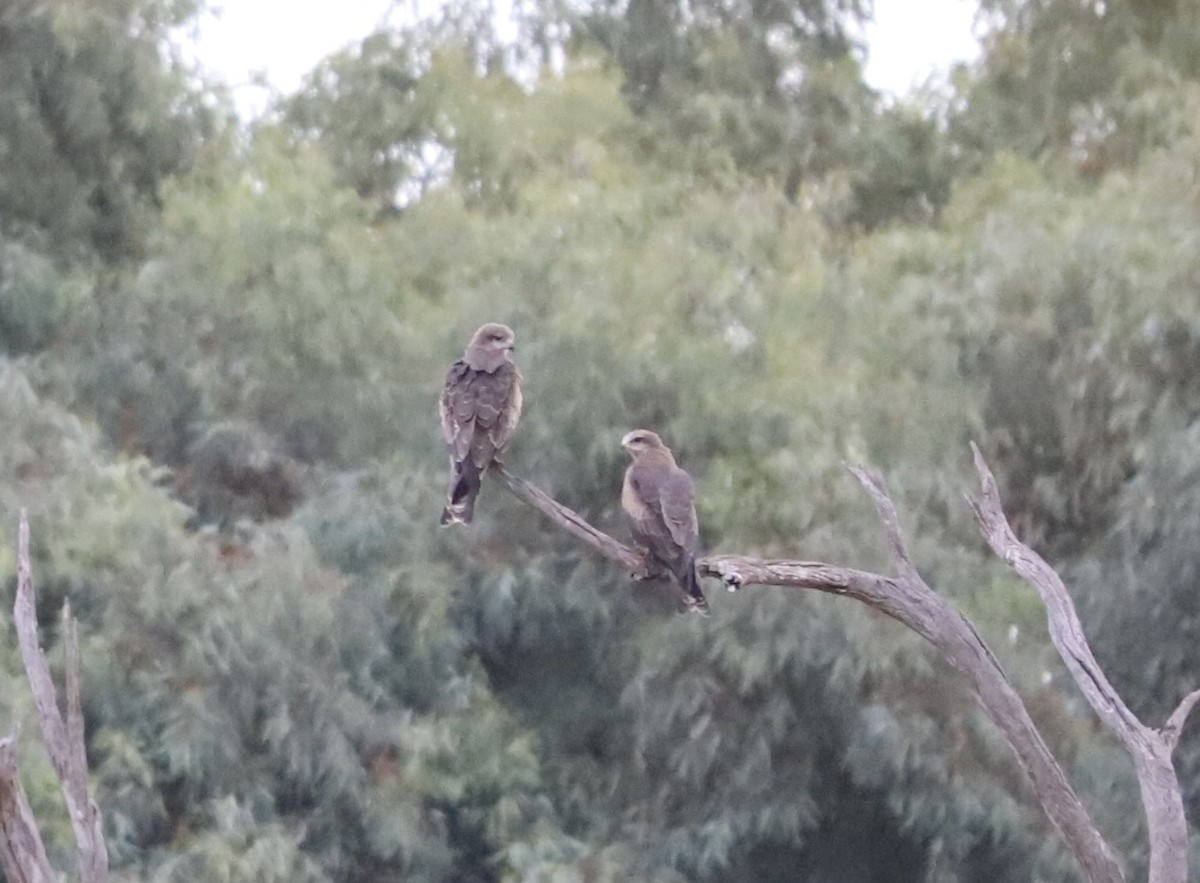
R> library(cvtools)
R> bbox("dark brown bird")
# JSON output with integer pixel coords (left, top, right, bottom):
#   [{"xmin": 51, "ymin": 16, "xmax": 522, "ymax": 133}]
[
  {"xmin": 439, "ymin": 323, "xmax": 523, "ymax": 525},
  {"xmin": 621, "ymin": 429, "xmax": 709, "ymax": 614}
]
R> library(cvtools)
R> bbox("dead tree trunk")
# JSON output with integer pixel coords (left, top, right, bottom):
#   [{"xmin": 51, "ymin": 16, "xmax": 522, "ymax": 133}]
[
  {"xmin": 0, "ymin": 511, "xmax": 109, "ymax": 883},
  {"xmin": 492, "ymin": 450, "xmax": 1200, "ymax": 883}
]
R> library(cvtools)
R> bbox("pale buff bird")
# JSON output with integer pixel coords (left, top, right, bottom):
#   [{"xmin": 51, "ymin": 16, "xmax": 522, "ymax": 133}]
[{"xmin": 621, "ymin": 429, "xmax": 708, "ymax": 614}]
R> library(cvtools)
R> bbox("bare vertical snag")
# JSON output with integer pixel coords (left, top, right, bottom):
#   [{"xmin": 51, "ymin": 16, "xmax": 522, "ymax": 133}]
[
  {"xmin": 968, "ymin": 443, "xmax": 1194, "ymax": 883},
  {"xmin": 0, "ymin": 730, "xmax": 56, "ymax": 883},
  {"xmin": 13, "ymin": 510, "xmax": 108, "ymax": 883},
  {"xmin": 491, "ymin": 459, "xmax": 1183, "ymax": 883}
]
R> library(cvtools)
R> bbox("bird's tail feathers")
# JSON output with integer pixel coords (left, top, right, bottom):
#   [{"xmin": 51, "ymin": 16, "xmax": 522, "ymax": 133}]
[
  {"xmin": 678, "ymin": 557, "xmax": 709, "ymax": 615},
  {"xmin": 440, "ymin": 460, "xmax": 482, "ymax": 526}
]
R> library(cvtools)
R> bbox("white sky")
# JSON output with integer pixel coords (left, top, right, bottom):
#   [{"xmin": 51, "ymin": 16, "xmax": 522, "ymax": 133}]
[
  {"xmin": 189, "ymin": 0, "xmax": 981, "ymax": 118},
  {"xmin": 864, "ymin": 1, "xmax": 980, "ymax": 94}
]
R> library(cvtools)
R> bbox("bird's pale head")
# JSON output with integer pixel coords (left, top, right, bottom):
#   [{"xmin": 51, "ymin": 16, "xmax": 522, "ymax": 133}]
[
  {"xmin": 464, "ymin": 323, "xmax": 516, "ymax": 371},
  {"xmin": 621, "ymin": 429, "xmax": 666, "ymax": 457}
]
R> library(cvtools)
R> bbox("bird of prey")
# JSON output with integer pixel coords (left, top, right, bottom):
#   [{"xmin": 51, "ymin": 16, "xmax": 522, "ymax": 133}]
[
  {"xmin": 439, "ymin": 323, "xmax": 523, "ymax": 525},
  {"xmin": 621, "ymin": 429, "xmax": 709, "ymax": 614}
]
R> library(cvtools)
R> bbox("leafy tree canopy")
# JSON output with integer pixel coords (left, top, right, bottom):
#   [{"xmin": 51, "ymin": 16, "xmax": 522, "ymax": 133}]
[{"xmin": 3, "ymin": 0, "xmax": 1200, "ymax": 879}]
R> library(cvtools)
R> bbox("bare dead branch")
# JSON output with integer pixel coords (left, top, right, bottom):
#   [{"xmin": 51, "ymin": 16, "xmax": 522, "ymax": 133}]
[
  {"xmin": 0, "ymin": 732, "xmax": 56, "ymax": 883},
  {"xmin": 846, "ymin": 464, "xmax": 914, "ymax": 574},
  {"xmin": 15, "ymin": 513, "xmax": 67, "ymax": 762},
  {"xmin": 968, "ymin": 442, "xmax": 1189, "ymax": 883},
  {"xmin": 700, "ymin": 566, "xmax": 1126, "ymax": 882},
  {"xmin": 492, "ymin": 464, "xmax": 658, "ymax": 577},
  {"xmin": 1162, "ymin": 688, "xmax": 1200, "ymax": 754},
  {"xmin": 968, "ymin": 443, "xmax": 1142, "ymax": 736},
  {"xmin": 13, "ymin": 511, "xmax": 108, "ymax": 883},
  {"xmin": 62, "ymin": 605, "xmax": 107, "ymax": 883},
  {"xmin": 494, "ymin": 465, "xmax": 1126, "ymax": 883}
]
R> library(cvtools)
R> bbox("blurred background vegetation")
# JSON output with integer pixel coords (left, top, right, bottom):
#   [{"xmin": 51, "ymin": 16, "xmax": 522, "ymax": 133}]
[{"xmin": 1, "ymin": 0, "xmax": 1200, "ymax": 879}]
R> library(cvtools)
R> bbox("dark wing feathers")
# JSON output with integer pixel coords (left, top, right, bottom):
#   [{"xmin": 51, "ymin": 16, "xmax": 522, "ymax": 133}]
[
  {"xmin": 439, "ymin": 361, "xmax": 473, "ymax": 461},
  {"xmin": 489, "ymin": 368, "xmax": 522, "ymax": 451},
  {"xmin": 658, "ymin": 468, "xmax": 697, "ymax": 550},
  {"xmin": 624, "ymin": 461, "xmax": 697, "ymax": 563},
  {"xmin": 440, "ymin": 361, "xmax": 521, "ymax": 469},
  {"xmin": 623, "ymin": 456, "xmax": 707, "ymax": 612}
]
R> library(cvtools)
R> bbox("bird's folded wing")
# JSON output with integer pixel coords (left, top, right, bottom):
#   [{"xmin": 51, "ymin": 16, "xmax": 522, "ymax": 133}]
[{"xmin": 659, "ymin": 469, "xmax": 697, "ymax": 548}]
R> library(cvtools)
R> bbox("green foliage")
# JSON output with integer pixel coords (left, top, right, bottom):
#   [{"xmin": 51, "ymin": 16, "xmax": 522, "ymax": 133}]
[
  {"xmin": 0, "ymin": 0, "xmax": 214, "ymax": 264},
  {"xmin": 579, "ymin": 0, "xmax": 872, "ymax": 189},
  {"xmin": 953, "ymin": 0, "xmax": 1200, "ymax": 176},
  {"xmin": 921, "ymin": 143, "xmax": 1200, "ymax": 556},
  {"xmin": 82, "ymin": 131, "xmax": 424, "ymax": 465},
  {"xmin": 1074, "ymin": 421, "xmax": 1200, "ymax": 832},
  {"xmin": 0, "ymin": 362, "xmax": 582, "ymax": 881},
  {"xmin": 6, "ymin": 0, "xmax": 1200, "ymax": 879},
  {"xmin": 284, "ymin": 31, "xmax": 450, "ymax": 212},
  {"xmin": 0, "ymin": 243, "xmax": 92, "ymax": 353}
]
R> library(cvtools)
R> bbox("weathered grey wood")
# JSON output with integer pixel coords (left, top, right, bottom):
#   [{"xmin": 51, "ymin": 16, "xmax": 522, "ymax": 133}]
[
  {"xmin": 493, "ymin": 464, "xmax": 662, "ymax": 578},
  {"xmin": 968, "ymin": 443, "xmax": 1195, "ymax": 883},
  {"xmin": 13, "ymin": 510, "xmax": 108, "ymax": 882},
  {"xmin": 0, "ymin": 732, "xmax": 56, "ymax": 883},
  {"xmin": 494, "ymin": 457, "xmax": 1154, "ymax": 883},
  {"xmin": 1162, "ymin": 688, "xmax": 1200, "ymax": 754}
]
